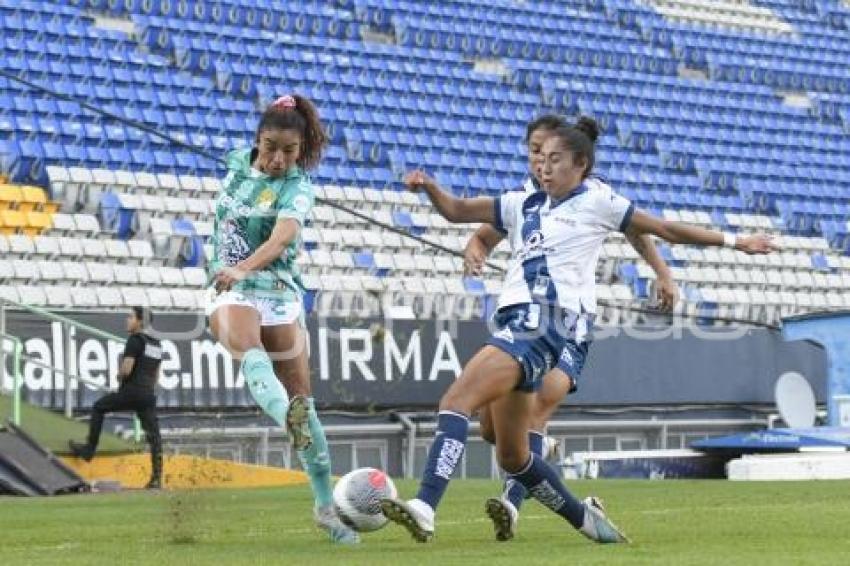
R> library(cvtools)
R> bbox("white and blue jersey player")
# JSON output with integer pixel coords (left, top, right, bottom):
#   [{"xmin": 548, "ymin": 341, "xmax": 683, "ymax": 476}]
[
  {"xmin": 465, "ymin": 115, "xmax": 677, "ymax": 541},
  {"xmin": 380, "ymin": 116, "xmax": 777, "ymax": 545},
  {"xmin": 486, "ymin": 174, "xmax": 634, "ymax": 394}
]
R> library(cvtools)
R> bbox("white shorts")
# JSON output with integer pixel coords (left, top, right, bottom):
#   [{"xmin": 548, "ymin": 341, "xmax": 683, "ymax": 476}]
[{"xmin": 205, "ymin": 289, "xmax": 303, "ymax": 327}]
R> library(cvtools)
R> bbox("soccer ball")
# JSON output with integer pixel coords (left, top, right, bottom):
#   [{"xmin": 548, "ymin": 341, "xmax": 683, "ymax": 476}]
[{"xmin": 332, "ymin": 467, "xmax": 397, "ymax": 532}]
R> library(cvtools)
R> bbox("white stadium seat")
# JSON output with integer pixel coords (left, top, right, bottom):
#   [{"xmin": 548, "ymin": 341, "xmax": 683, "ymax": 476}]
[
  {"xmin": 96, "ymin": 287, "xmax": 123, "ymax": 308},
  {"xmin": 147, "ymin": 288, "xmax": 173, "ymax": 308},
  {"xmin": 60, "ymin": 261, "xmax": 89, "ymax": 283},
  {"xmin": 160, "ymin": 267, "xmax": 185, "ymax": 287},
  {"xmin": 82, "ymin": 238, "xmax": 108, "ymax": 259},
  {"xmin": 113, "ymin": 170, "xmax": 137, "ymax": 188},
  {"xmin": 33, "ymin": 236, "xmax": 61, "ymax": 258},
  {"xmin": 37, "ymin": 261, "xmax": 64, "ymax": 282},
  {"xmin": 12, "ymin": 260, "xmax": 38, "ymax": 282},
  {"xmin": 185, "ymin": 198, "xmax": 210, "ymax": 217},
  {"xmin": 113, "ymin": 264, "xmax": 139, "ymax": 285},
  {"xmin": 44, "ymin": 285, "xmax": 73, "ymax": 308},
  {"xmin": 163, "ymin": 196, "xmax": 188, "ymax": 217},
  {"xmin": 71, "ymin": 287, "xmax": 98, "ymax": 307},
  {"xmin": 182, "ymin": 267, "xmax": 208, "ymax": 288},
  {"xmin": 193, "ymin": 221, "xmax": 214, "ymax": 238},
  {"xmin": 170, "ymin": 289, "xmax": 198, "ymax": 309},
  {"xmin": 48, "ymin": 213, "xmax": 76, "ymax": 234},
  {"xmin": 73, "ymin": 214, "xmax": 101, "ymax": 236},
  {"xmin": 200, "ymin": 176, "xmax": 221, "ymax": 195},
  {"xmin": 121, "ymin": 287, "xmax": 149, "ymax": 307},
  {"xmin": 86, "ymin": 262, "xmax": 115, "ymax": 284},
  {"xmin": 16, "ymin": 285, "xmax": 47, "ymax": 306},
  {"xmin": 178, "ymin": 175, "xmax": 202, "ymax": 195},
  {"xmin": 134, "ymin": 171, "xmax": 159, "ymax": 191},
  {"xmin": 128, "ymin": 239, "xmax": 154, "ymax": 262},
  {"xmin": 157, "ymin": 173, "xmax": 181, "ymax": 194},
  {"xmin": 105, "ymin": 239, "xmax": 130, "ymax": 260},
  {"xmin": 343, "ymin": 186, "xmax": 365, "ymax": 203},
  {"xmin": 0, "ymin": 261, "xmax": 14, "ymax": 282},
  {"xmin": 8, "ymin": 235, "xmax": 35, "ymax": 256},
  {"xmin": 0, "ymin": 285, "xmax": 20, "ymax": 304}
]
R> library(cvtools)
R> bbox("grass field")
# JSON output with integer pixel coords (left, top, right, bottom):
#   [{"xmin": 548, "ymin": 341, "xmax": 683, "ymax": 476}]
[{"xmin": 3, "ymin": 479, "xmax": 850, "ymax": 565}]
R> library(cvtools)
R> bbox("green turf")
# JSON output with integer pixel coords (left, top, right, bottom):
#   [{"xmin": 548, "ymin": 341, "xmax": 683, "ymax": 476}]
[
  {"xmin": 2, "ymin": 479, "xmax": 849, "ymax": 565},
  {"xmin": 0, "ymin": 394, "xmax": 138, "ymax": 455}
]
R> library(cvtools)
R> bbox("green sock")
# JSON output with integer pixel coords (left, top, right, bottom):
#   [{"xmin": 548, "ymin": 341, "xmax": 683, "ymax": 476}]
[
  {"xmin": 297, "ymin": 398, "xmax": 333, "ymax": 508},
  {"xmin": 241, "ymin": 348, "xmax": 289, "ymax": 427}
]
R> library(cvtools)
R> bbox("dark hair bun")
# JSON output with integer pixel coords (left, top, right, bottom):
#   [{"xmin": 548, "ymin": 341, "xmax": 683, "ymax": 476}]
[{"xmin": 575, "ymin": 116, "xmax": 599, "ymax": 143}]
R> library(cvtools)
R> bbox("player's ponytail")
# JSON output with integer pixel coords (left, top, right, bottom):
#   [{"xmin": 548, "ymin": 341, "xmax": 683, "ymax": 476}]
[
  {"xmin": 574, "ymin": 116, "xmax": 599, "ymax": 144},
  {"xmin": 255, "ymin": 94, "xmax": 328, "ymax": 170},
  {"xmin": 551, "ymin": 116, "xmax": 599, "ymax": 179}
]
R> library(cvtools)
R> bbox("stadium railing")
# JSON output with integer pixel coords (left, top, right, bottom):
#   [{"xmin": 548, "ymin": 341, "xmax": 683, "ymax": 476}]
[
  {"xmin": 0, "ymin": 297, "xmax": 141, "ymax": 440},
  {"xmin": 0, "ymin": 331, "xmax": 22, "ymax": 425}
]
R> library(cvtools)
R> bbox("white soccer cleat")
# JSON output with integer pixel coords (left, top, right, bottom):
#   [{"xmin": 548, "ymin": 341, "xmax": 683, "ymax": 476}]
[
  {"xmin": 380, "ymin": 497, "xmax": 435, "ymax": 543},
  {"xmin": 485, "ymin": 497, "xmax": 518, "ymax": 542},
  {"xmin": 314, "ymin": 505, "xmax": 360, "ymax": 544},
  {"xmin": 579, "ymin": 496, "xmax": 630, "ymax": 544}
]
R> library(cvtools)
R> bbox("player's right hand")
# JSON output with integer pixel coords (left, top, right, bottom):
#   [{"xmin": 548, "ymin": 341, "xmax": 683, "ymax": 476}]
[{"xmin": 655, "ymin": 275, "xmax": 679, "ymax": 312}]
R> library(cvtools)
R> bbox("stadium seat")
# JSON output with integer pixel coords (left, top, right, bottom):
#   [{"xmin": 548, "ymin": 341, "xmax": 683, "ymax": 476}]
[
  {"xmin": 67, "ymin": 284, "xmax": 96, "ymax": 307},
  {"xmin": 8, "ymin": 235, "xmax": 35, "ymax": 256},
  {"xmin": 44, "ymin": 285, "xmax": 74, "ymax": 307},
  {"xmin": 120, "ymin": 286, "xmax": 149, "ymax": 308},
  {"xmin": 86, "ymin": 262, "xmax": 115, "ymax": 285},
  {"xmin": 16, "ymin": 285, "xmax": 47, "ymax": 306},
  {"xmin": 0, "ymin": 210, "xmax": 26, "ymax": 235},
  {"xmin": 33, "ymin": 235, "xmax": 60, "ymax": 258}
]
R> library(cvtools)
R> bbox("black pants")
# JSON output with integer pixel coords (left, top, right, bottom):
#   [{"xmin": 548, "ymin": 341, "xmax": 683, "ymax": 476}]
[{"xmin": 88, "ymin": 387, "xmax": 162, "ymax": 480}]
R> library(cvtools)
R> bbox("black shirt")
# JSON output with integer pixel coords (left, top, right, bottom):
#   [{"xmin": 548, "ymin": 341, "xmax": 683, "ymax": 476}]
[{"xmin": 121, "ymin": 332, "xmax": 162, "ymax": 392}]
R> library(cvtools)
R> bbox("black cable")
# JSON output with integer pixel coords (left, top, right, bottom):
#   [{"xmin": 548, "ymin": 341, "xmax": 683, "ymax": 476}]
[{"xmin": 0, "ymin": 68, "xmax": 781, "ymax": 330}]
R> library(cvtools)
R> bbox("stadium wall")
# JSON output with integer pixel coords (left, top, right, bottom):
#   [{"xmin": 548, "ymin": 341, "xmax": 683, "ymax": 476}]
[{"xmin": 2, "ymin": 310, "xmax": 826, "ymax": 412}]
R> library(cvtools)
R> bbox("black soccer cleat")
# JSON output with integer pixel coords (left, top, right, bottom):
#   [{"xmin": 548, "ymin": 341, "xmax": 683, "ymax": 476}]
[{"xmin": 68, "ymin": 440, "xmax": 94, "ymax": 462}]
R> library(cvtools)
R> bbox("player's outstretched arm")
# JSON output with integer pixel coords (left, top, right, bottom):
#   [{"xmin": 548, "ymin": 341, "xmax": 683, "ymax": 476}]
[
  {"xmin": 464, "ymin": 225, "xmax": 504, "ymax": 276},
  {"xmin": 627, "ymin": 209, "xmax": 778, "ymax": 254},
  {"xmin": 404, "ymin": 170, "xmax": 495, "ymax": 224},
  {"xmin": 214, "ymin": 218, "xmax": 300, "ymax": 292},
  {"xmin": 624, "ymin": 228, "xmax": 679, "ymax": 310}
]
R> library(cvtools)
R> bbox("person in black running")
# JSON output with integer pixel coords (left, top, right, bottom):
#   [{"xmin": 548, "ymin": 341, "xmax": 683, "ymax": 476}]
[{"xmin": 69, "ymin": 307, "xmax": 163, "ymax": 489}]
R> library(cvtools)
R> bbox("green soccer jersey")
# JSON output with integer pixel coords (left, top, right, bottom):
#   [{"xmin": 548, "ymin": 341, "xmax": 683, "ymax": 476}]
[{"xmin": 207, "ymin": 147, "xmax": 314, "ymax": 296}]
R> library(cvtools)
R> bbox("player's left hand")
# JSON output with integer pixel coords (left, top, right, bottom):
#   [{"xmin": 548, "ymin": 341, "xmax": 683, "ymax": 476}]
[
  {"xmin": 655, "ymin": 275, "xmax": 679, "ymax": 312},
  {"xmin": 214, "ymin": 266, "xmax": 249, "ymax": 293},
  {"xmin": 736, "ymin": 234, "xmax": 780, "ymax": 255},
  {"xmin": 403, "ymin": 170, "xmax": 438, "ymax": 192}
]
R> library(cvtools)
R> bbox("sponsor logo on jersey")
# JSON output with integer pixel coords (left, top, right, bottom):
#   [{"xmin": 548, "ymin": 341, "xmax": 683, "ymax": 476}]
[{"xmin": 516, "ymin": 230, "xmax": 554, "ymax": 261}]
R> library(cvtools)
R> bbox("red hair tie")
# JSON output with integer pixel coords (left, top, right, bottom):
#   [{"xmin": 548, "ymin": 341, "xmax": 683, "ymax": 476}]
[{"xmin": 270, "ymin": 95, "xmax": 296, "ymax": 111}]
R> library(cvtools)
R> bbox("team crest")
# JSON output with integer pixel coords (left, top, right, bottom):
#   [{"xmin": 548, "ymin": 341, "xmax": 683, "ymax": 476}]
[{"xmin": 255, "ymin": 187, "xmax": 276, "ymax": 211}]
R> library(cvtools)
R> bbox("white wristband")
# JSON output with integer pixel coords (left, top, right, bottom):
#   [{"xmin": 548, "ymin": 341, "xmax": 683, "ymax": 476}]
[{"xmin": 722, "ymin": 233, "xmax": 737, "ymax": 249}]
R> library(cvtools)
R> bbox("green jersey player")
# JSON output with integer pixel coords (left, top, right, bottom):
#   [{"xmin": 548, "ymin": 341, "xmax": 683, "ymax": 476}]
[{"xmin": 206, "ymin": 94, "xmax": 358, "ymax": 544}]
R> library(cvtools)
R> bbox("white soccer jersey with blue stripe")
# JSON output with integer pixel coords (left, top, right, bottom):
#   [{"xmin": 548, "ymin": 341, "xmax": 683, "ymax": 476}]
[{"xmin": 493, "ymin": 178, "xmax": 634, "ymax": 315}]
